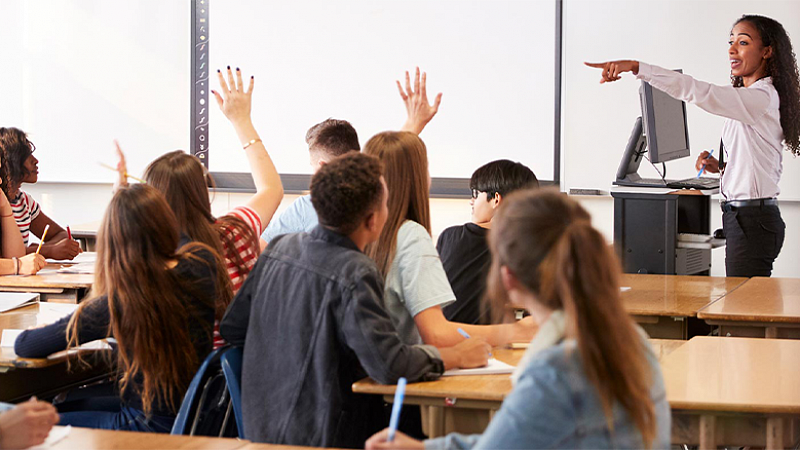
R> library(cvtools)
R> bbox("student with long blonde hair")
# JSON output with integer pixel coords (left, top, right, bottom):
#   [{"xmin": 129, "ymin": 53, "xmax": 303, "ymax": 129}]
[
  {"xmin": 364, "ymin": 131, "xmax": 535, "ymax": 349},
  {"xmin": 367, "ymin": 190, "xmax": 670, "ymax": 449},
  {"xmin": 117, "ymin": 67, "xmax": 283, "ymax": 346},
  {"xmin": 15, "ymin": 184, "xmax": 222, "ymax": 432}
]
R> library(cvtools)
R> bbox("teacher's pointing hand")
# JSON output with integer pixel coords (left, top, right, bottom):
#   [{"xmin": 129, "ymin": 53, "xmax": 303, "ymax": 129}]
[{"xmin": 585, "ymin": 60, "xmax": 640, "ymax": 83}]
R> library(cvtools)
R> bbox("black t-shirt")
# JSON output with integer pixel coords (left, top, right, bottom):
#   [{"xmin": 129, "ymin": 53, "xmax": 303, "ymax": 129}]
[{"xmin": 436, "ymin": 223, "xmax": 491, "ymax": 325}]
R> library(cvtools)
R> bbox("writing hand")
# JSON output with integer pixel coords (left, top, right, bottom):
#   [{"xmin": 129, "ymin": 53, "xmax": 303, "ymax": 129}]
[{"xmin": 695, "ymin": 151, "xmax": 720, "ymax": 174}]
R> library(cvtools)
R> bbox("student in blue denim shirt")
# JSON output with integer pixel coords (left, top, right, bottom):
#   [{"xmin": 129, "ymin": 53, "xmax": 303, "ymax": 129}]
[{"xmin": 367, "ymin": 189, "xmax": 671, "ymax": 450}]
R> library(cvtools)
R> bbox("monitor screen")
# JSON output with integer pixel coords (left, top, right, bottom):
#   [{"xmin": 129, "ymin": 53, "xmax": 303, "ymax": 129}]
[{"xmin": 640, "ymin": 78, "xmax": 690, "ymax": 163}]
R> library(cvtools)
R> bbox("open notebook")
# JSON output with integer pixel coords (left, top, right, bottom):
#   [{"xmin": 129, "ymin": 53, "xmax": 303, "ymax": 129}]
[
  {"xmin": 442, "ymin": 358, "xmax": 515, "ymax": 376},
  {"xmin": 0, "ymin": 292, "xmax": 39, "ymax": 313}
]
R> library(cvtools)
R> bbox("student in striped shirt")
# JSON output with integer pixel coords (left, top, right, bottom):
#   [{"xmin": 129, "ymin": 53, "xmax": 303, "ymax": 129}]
[
  {"xmin": 116, "ymin": 67, "xmax": 283, "ymax": 348},
  {"xmin": 0, "ymin": 128, "xmax": 82, "ymax": 260}
]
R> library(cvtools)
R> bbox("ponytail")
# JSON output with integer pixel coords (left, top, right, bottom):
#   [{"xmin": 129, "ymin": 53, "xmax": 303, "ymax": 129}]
[{"xmin": 487, "ymin": 189, "xmax": 657, "ymax": 448}]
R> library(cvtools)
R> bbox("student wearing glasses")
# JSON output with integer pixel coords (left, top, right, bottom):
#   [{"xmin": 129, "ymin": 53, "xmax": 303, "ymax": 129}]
[{"xmin": 437, "ymin": 160, "xmax": 538, "ymax": 325}]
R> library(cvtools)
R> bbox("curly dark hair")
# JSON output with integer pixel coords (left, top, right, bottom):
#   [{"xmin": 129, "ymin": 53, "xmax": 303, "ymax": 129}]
[
  {"xmin": 732, "ymin": 15, "xmax": 800, "ymax": 155},
  {"xmin": 0, "ymin": 127, "xmax": 35, "ymax": 198},
  {"xmin": 310, "ymin": 152, "xmax": 383, "ymax": 235}
]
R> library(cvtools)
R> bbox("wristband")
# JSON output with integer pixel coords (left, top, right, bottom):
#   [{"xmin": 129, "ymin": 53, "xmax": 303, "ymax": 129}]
[
  {"xmin": 243, "ymin": 139, "xmax": 262, "ymax": 150},
  {"xmin": 12, "ymin": 257, "xmax": 19, "ymax": 276}
]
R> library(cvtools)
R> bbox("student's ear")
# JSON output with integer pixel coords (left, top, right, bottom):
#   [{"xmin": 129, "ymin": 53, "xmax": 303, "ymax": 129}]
[
  {"xmin": 764, "ymin": 46, "xmax": 773, "ymax": 60},
  {"xmin": 500, "ymin": 265, "xmax": 520, "ymax": 293},
  {"xmin": 364, "ymin": 210, "xmax": 378, "ymax": 233},
  {"xmin": 492, "ymin": 193, "xmax": 503, "ymax": 210}
]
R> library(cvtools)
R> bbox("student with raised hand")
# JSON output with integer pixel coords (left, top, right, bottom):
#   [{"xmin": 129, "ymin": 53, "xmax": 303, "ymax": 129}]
[
  {"xmin": 0, "ymin": 398, "xmax": 59, "ymax": 449},
  {"xmin": 364, "ymin": 132, "xmax": 536, "ymax": 349},
  {"xmin": 117, "ymin": 67, "xmax": 283, "ymax": 347},
  {"xmin": 0, "ymin": 128, "xmax": 82, "ymax": 260},
  {"xmin": 220, "ymin": 152, "xmax": 490, "ymax": 449},
  {"xmin": 586, "ymin": 14, "xmax": 800, "ymax": 277},
  {"xmin": 438, "ymin": 160, "xmax": 539, "ymax": 325},
  {"xmin": 367, "ymin": 189, "xmax": 671, "ymax": 450},
  {"xmin": 0, "ymin": 157, "xmax": 45, "ymax": 275},
  {"xmin": 15, "ymin": 184, "xmax": 221, "ymax": 432}
]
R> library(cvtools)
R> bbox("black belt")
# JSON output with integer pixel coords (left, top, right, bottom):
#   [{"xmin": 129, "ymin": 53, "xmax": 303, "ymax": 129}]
[{"xmin": 721, "ymin": 198, "xmax": 778, "ymax": 212}]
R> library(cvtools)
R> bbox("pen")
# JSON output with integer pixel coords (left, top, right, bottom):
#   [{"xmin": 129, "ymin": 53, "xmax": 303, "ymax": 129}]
[
  {"xmin": 35, "ymin": 224, "xmax": 50, "ymax": 255},
  {"xmin": 98, "ymin": 162, "xmax": 146, "ymax": 183},
  {"xmin": 387, "ymin": 377, "xmax": 407, "ymax": 442},
  {"xmin": 697, "ymin": 149, "xmax": 715, "ymax": 178},
  {"xmin": 66, "ymin": 225, "xmax": 72, "ymax": 241}
]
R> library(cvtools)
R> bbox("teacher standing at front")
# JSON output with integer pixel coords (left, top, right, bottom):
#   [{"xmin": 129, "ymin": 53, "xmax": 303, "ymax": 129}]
[{"xmin": 587, "ymin": 14, "xmax": 800, "ymax": 277}]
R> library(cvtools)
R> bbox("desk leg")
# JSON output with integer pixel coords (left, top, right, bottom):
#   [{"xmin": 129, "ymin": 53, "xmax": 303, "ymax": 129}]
[
  {"xmin": 765, "ymin": 327, "xmax": 778, "ymax": 339},
  {"xmin": 766, "ymin": 417, "xmax": 784, "ymax": 450},
  {"xmin": 699, "ymin": 415, "xmax": 716, "ymax": 450}
]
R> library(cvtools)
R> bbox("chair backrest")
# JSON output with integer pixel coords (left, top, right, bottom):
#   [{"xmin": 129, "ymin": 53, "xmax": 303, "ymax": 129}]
[
  {"xmin": 171, "ymin": 346, "xmax": 236, "ymax": 436},
  {"xmin": 220, "ymin": 346, "xmax": 245, "ymax": 439}
]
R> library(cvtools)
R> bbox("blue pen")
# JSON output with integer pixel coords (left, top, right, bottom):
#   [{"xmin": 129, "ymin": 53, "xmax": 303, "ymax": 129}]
[
  {"xmin": 697, "ymin": 149, "xmax": 715, "ymax": 178},
  {"xmin": 387, "ymin": 377, "xmax": 407, "ymax": 442}
]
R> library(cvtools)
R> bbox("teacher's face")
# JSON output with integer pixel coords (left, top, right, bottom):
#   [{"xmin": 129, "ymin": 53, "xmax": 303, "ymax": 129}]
[{"xmin": 729, "ymin": 21, "xmax": 770, "ymax": 80}]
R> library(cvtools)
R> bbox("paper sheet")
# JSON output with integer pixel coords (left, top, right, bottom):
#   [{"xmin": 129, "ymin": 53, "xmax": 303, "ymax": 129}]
[
  {"xmin": 0, "ymin": 292, "xmax": 40, "ymax": 313},
  {"xmin": 1, "ymin": 329, "xmax": 23, "ymax": 347},
  {"xmin": 56, "ymin": 263, "xmax": 95, "ymax": 274},
  {"xmin": 47, "ymin": 252, "xmax": 97, "ymax": 265},
  {"xmin": 442, "ymin": 358, "xmax": 515, "ymax": 376},
  {"xmin": 30, "ymin": 425, "xmax": 71, "ymax": 449}
]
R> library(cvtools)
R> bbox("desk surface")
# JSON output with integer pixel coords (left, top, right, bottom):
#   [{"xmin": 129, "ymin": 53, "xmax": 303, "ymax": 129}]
[
  {"xmin": 0, "ymin": 265, "xmax": 93, "ymax": 290},
  {"xmin": 697, "ymin": 277, "xmax": 800, "ymax": 324},
  {"xmin": 0, "ymin": 303, "xmax": 80, "ymax": 368},
  {"xmin": 353, "ymin": 339, "xmax": 683, "ymax": 401},
  {"xmin": 620, "ymin": 274, "xmax": 747, "ymax": 318},
  {"xmin": 661, "ymin": 336, "xmax": 800, "ymax": 414}
]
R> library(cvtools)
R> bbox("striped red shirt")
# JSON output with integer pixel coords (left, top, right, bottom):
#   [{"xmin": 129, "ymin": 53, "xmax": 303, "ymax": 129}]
[{"xmin": 213, "ymin": 205, "xmax": 263, "ymax": 348}]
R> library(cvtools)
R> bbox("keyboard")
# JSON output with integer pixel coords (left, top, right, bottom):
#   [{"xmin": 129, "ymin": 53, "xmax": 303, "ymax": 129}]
[
  {"xmin": 666, "ymin": 177, "xmax": 719, "ymax": 190},
  {"xmin": 614, "ymin": 177, "xmax": 719, "ymax": 190}
]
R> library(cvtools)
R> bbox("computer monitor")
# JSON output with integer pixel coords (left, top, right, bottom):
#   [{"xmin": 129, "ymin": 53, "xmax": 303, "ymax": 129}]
[{"xmin": 640, "ymin": 73, "xmax": 690, "ymax": 163}]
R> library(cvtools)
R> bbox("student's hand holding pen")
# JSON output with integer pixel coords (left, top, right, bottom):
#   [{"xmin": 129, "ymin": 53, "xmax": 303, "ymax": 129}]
[
  {"xmin": 44, "ymin": 238, "xmax": 82, "ymax": 260},
  {"xmin": 585, "ymin": 60, "xmax": 640, "ymax": 83},
  {"xmin": 398, "ymin": 67, "xmax": 443, "ymax": 135},
  {"xmin": 114, "ymin": 140, "xmax": 130, "ymax": 191},
  {"xmin": 18, "ymin": 253, "xmax": 45, "ymax": 275}
]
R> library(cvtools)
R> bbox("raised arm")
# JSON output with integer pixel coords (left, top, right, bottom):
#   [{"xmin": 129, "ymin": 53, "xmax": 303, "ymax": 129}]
[
  {"xmin": 212, "ymin": 67, "xmax": 284, "ymax": 228},
  {"xmin": 398, "ymin": 67, "xmax": 443, "ymax": 135},
  {"xmin": 585, "ymin": 60, "xmax": 772, "ymax": 125}
]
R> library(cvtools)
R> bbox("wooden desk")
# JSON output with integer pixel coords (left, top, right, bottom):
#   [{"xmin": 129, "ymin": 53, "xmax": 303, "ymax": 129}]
[
  {"xmin": 71, "ymin": 220, "xmax": 101, "ymax": 252},
  {"xmin": 0, "ymin": 265, "xmax": 93, "ymax": 303},
  {"xmin": 353, "ymin": 339, "xmax": 683, "ymax": 438},
  {"xmin": 663, "ymin": 336, "xmax": 800, "ymax": 449},
  {"xmin": 698, "ymin": 277, "xmax": 800, "ymax": 339},
  {"xmin": 0, "ymin": 304, "xmax": 110, "ymax": 402},
  {"xmin": 620, "ymin": 274, "xmax": 748, "ymax": 339}
]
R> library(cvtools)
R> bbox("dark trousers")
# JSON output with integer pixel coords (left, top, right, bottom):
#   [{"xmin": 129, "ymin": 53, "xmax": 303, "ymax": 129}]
[{"xmin": 723, "ymin": 204, "xmax": 785, "ymax": 277}]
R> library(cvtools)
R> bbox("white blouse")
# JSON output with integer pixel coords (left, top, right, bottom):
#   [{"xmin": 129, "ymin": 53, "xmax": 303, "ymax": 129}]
[{"xmin": 636, "ymin": 62, "xmax": 784, "ymax": 201}]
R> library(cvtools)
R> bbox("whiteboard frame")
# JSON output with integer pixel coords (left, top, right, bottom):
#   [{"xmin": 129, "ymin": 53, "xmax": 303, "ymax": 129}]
[{"xmin": 192, "ymin": 0, "xmax": 563, "ymax": 197}]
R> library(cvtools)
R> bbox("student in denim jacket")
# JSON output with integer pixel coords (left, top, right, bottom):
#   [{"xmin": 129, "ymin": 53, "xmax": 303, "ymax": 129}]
[{"xmin": 367, "ymin": 189, "xmax": 671, "ymax": 450}]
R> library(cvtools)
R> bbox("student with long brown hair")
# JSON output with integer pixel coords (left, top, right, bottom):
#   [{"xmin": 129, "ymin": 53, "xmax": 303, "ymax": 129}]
[
  {"xmin": 14, "ymin": 184, "xmax": 221, "ymax": 432},
  {"xmin": 364, "ymin": 131, "xmax": 535, "ymax": 348},
  {"xmin": 367, "ymin": 190, "xmax": 670, "ymax": 449},
  {"xmin": 117, "ymin": 67, "xmax": 283, "ymax": 346}
]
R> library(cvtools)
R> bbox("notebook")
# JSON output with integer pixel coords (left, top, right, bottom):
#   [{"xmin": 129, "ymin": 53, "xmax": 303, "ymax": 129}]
[
  {"xmin": 442, "ymin": 358, "xmax": 515, "ymax": 376},
  {"xmin": 0, "ymin": 292, "xmax": 40, "ymax": 313}
]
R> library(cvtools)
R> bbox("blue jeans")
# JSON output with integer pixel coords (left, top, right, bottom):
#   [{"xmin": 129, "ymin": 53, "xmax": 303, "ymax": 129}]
[{"xmin": 58, "ymin": 397, "xmax": 174, "ymax": 433}]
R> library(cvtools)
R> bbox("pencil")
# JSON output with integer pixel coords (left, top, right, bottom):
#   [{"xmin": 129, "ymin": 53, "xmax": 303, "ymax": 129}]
[
  {"xmin": 98, "ymin": 162, "xmax": 146, "ymax": 183},
  {"xmin": 36, "ymin": 224, "xmax": 50, "ymax": 255}
]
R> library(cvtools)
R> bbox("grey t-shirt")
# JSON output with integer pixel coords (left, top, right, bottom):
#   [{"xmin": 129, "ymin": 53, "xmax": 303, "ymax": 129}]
[{"xmin": 383, "ymin": 220, "xmax": 456, "ymax": 346}]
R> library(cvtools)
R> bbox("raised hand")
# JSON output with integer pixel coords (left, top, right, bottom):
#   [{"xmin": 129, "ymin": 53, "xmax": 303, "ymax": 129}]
[
  {"xmin": 212, "ymin": 67, "xmax": 254, "ymax": 127},
  {"xmin": 398, "ymin": 67, "xmax": 443, "ymax": 135},
  {"xmin": 585, "ymin": 60, "xmax": 640, "ymax": 84},
  {"xmin": 114, "ymin": 140, "xmax": 129, "ymax": 190}
]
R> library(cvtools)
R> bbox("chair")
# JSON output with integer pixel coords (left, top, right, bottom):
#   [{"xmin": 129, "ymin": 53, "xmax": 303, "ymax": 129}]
[
  {"xmin": 220, "ymin": 346, "xmax": 245, "ymax": 439},
  {"xmin": 171, "ymin": 346, "xmax": 237, "ymax": 437}
]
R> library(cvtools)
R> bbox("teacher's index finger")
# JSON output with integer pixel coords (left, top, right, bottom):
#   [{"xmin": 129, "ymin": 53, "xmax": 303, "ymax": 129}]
[{"xmin": 584, "ymin": 62, "xmax": 607, "ymax": 69}]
